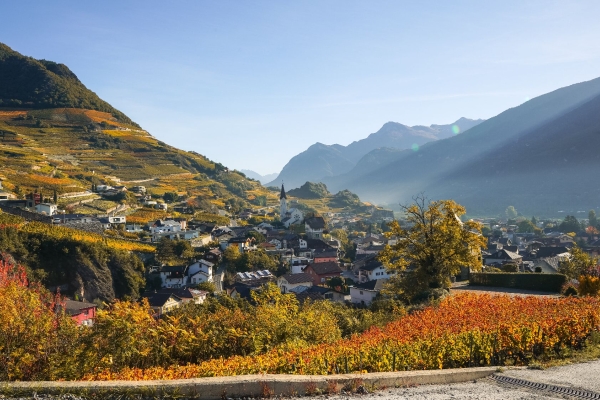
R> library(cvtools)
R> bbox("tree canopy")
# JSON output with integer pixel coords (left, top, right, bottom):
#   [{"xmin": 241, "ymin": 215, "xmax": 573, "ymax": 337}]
[{"xmin": 378, "ymin": 196, "xmax": 486, "ymax": 300}]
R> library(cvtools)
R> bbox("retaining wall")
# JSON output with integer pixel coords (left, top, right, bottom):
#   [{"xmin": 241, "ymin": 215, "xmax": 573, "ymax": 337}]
[{"xmin": 1, "ymin": 367, "xmax": 503, "ymax": 399}]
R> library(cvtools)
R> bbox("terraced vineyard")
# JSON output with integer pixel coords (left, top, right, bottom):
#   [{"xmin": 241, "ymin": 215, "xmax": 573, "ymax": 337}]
[{"xmin": 0, "ymin": 107, "xmax": 276, "ymax": 213}]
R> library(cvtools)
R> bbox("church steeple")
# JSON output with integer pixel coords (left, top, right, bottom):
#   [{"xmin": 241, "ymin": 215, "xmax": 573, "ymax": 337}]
[
  {"xmin": 279, "ymin": 183, "xmax": 287, "ymax": 200},
  {"xmin": 279, "ymin": 183, "xmax": 287, "ymax": 219}
]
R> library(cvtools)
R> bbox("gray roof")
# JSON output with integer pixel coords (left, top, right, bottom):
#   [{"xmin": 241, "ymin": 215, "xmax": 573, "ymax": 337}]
[
  {"xmin": 307, "ymin": 261, "xmax": 343, "ymax": 275},
  {"xmin": 280, "ymin": 273, "xmax": 313, "ymax": 284},
  {"xmin": 305, "ymin": 216, "xmax": 326, "ymax": 230},
  {"xmin": 64, "ymin": 300, "xmax": 96, "ymax": 315},
  {"xmin": 354, "ymin": 279, "xmax": 386, "ymax": 291}
]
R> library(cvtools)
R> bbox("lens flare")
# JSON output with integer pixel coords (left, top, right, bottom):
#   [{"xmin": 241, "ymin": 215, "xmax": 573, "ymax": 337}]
[
  {"xmin": 411, "ymin": 143, "xmax": 419, "ymax": 152},
  {"xmin": 452, "ymin": 125, "xmax": 460, "ymax": 135}
]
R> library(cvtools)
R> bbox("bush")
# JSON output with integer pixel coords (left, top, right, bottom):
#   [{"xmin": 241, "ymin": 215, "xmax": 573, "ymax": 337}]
[
  {"xmin": 579, "ymin": 275, "xmax": 600, "ymax": 296},
  {"xmin": 564, "ymin": 285, "xmax": 579, "ymax": 297},
  {"xmin": 470, "ymin": 273, "xmax": 567, "ymax": 292}
]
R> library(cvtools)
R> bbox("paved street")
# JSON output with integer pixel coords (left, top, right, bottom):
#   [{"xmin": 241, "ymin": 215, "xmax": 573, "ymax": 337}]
[{"xmin": 326, "ymin": 360, "xmax": 600, "ymax": 399}]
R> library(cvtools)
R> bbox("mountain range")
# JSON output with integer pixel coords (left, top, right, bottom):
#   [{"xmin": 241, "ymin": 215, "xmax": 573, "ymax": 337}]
[
  {"xmin": 322, "ymin": 77, "xmax": 600, "ymax": 215},
  {"xmin": 240, "ymin": 169, "xmax": 278, "ymax": 185},
  {"xmin": 267, "ymin": 118, "xmax": 483, "ymax": 188}
]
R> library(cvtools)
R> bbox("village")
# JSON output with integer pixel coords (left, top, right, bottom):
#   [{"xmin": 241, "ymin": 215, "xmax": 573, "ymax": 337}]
[{"xmin": 1, "ymin": 177, "xmax": 597, "ymax": 325}]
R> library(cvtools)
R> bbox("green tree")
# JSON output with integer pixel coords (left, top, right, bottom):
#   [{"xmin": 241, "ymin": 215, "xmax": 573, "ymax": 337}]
[
  {"xmin": 559, "ymin": 215, "xmax": 581, "ymax": 234},
  {"xmin": 517, "ymin": 219, "xmax": 536, "ymax": 233},
  {"xmin": 558, "ymin": 244, "xmax": 598, "ymax": 280},
  {"xmin": 505, "ymin": 206, "xmax": 518, "ymax": 219},
  {"xmin": 531, "ymin": 216, "xmax": 538, "ymax": 225},
  {"xmin": 196, "ymin": 281, "xmax": 216, "ymax": 293},
  {"xmin": 162, "ymin": 192, "xmax": 179, "ymax": 203},
  {"xmin": 589, "ymin": 210, "xmax": 598, "ymax": 229},
  {"xmin": 378, "ymin": 196, "xmax": 486, "ymax": 299}
]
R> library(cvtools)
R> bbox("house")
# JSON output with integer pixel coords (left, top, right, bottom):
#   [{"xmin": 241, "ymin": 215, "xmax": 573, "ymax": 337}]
[
  {"xmin": 55, "ymin": 214, "xmax": 95, "ymax": 224},
  {"xmin": 0, "ymin": 192, "xmax": 15, "ymax": 201},
  {"xmin": 125, "ymin": 223, "xmax": 144, "ymax": 232},
  {"xmin": 305, "ymin": 216, "xmax": 326, "ymax": 239},
  {"xmin": 156, "ymin": 288, "xmax": 208, "ymax": 305},
  {"xmin": 98, "ymin": 215, "xmax": 127, "ymax": 228},
  {"xmin": 234, "ymin": 270, "xmax": 274, "ymax": 282},
  {"xmin": 159, "ymin": 265, "xmax": 188, "ymax": 288},
  {"xmin": 143, "ymin": 293, "xmax": 182, "ymax": 317},
  {"xmin": 313, "ymin": 249, "xmax": 338, "ymax": 264},
  {"xmin": 204, "ymin": 248, "xmax": 222, "ymax": 263},
  {"xmin": 483, "ymin": 249, "xmax": 523, "ymax": 266},
  {"xmin": 150, "ymin": 219, "xmax": 183, "ymax": 234},
  {"xmin": 277, "ymin": 273, "xmax": 313, "ymax": 294},
  {"xmin": 303, "ymin": 261, "xmax": 343, "ymax": 285},
  {"xmin": 108, "ymin": 215, "xmax": 126, "ymax": 224},
  {"xmin": 292, "ymin": 285, "xmax": 349, "ymax": 303},
  {"xmin": 64, "ymin": 300, "xmax": 97, "ymax": 326},
  {"xmin": 350, "ymin": 279, "xmax": 386, "ymax": 306},
  {"xmin": 130, "ymin": 186, "xmax": 146, "ymax": 194},
  {"xmin": 153, "ymin": 229, "xmax": 199, "ymax": 242},
  {"xmin": 35, "ymin": 203, "xmax": 57, "ymax": 216},
  {"xmin": 226, "ymin": 237, "xmax": 254, "ymax": 252},
  {"xmin": 187, "ymin": 259, "xmax": 214, "ymax": 284},
  {"xmin": 289, "ymin": 256, "xmax": 312, "ymax": 274},
  {"xmin": 358, "ymin": 260, "xmax": 394, "ymax": 282}
]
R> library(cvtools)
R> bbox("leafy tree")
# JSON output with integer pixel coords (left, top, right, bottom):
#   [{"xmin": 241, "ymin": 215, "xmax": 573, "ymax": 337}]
[
  {"xmin": 517, "ymin": 219, "xmax": 536, "ymax": 233},
  {"xmin": 505, "ymin": 206, "xmax": 518, "ymax": 219},
  {"xmin": 558, "ymin": 244, "xmax": 598, "ymax": 280},
  {"xmin": 378, "ymin": 196, "xmax": 486, "ymax": 299},
  {"xmin": 223, "ymin": 245, "xmax": 241, "ymax": 268},
  {"xmin": 559, "ymin": 215, "xmax": 582, "ymax": 234},
  {"xmin": 589, "ymin": 210, "xmax": 598, "ymax": 229},
  {"xmin": 173, "ymin": 240, "xmax": 194, "ymax": 259},
  {"xmin": 196, "ymin": 281, "xmax": 216, "ymax": 293},
  {"xmin": 162, "ymin": 192, "xmax": 179, "ymax": 203},
  {"xmin": 531, "ymin": 216, "xmax": 538, "ymax": 226}
]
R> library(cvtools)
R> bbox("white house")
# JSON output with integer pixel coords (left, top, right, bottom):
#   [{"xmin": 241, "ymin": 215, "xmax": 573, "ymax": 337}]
[
  {"xmin": 36, "ymin": 203, "xmax": 57, "ymax": 216},
  {"xmin": 108, "ymin": 215, "xmax": 126, "ymax": 224},
  {"xmin": 350, "ymin": 279, "xmax": 385, "ymax": 306},
  {"xmin": 187, "ymin": 260, "xmax": 214, "ymax": 284},
  {"xmin": 277, "ymin": 273, "xmax": 313, "ymax": 294},
  {"xmin": 305, "ymin": 216, "xmax": 326, "ymax": 239},
  {"xmin": 150, "ymin": 220, "xmax": 183, "ymax": 234},
  {"xmin": 159, "ymin": 265, "xmax": 188, "ymax": 288},
  {"xmin": 358, "ymin": 260, "xmax": 395, "ymax": 282}
]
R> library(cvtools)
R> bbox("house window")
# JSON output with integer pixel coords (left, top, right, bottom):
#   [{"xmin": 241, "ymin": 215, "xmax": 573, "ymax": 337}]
[{"xmin": 321, "ymin": 277, "xmax": 325, "ymax": 282}]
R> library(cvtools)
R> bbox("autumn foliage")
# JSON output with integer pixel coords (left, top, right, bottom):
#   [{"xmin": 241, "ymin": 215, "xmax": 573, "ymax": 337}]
[
  {"xmin": 2, "ymin": 258, "xmax": 600, "ymax": 381},
  {"xmin": 0, "ymin": 259, "xmax": 78, "ymax": 381},
  {"xmin": 86, "ymin": 292, "xmax": 600, "ymax": 381}
]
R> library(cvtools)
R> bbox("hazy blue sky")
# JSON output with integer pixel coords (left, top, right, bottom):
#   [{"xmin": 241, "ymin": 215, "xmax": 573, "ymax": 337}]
[{"xmin": 2, "ymin": 1, "xmax": 600, "ymax": 175}]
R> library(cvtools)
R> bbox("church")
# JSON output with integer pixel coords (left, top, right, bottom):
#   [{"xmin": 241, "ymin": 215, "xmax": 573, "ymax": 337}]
[{"xmin": 279, "ymin": 184, "xmax": 303, "ymax": 228}]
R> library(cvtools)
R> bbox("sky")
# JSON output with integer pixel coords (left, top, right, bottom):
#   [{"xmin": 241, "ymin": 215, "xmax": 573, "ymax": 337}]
[{"xmin": 2, "ymin": 1, "xmax": 600, "ymax": 175}]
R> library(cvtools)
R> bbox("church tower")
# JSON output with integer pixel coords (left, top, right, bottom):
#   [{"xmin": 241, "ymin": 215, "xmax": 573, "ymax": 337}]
[{"xmin": 279, "ymin": 183, "xmax": 287, "ymax": 219}]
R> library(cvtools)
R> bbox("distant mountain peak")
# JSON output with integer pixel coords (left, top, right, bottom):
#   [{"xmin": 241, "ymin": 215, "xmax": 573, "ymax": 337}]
[{"xmin": 267, "ymin": 117, "xmax": 484, "ymax": 188}]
